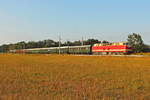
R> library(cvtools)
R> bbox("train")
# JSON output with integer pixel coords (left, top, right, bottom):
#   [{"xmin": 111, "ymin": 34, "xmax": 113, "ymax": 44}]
[{"xmin": 9, "ymin": 42, "xmax": 132, "ymax": 55}]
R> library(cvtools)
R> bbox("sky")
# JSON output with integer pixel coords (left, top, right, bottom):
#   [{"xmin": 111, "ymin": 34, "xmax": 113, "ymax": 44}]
[{"xmin": 0, "ymin": 0, "xmax": 150, "ymax": 45}]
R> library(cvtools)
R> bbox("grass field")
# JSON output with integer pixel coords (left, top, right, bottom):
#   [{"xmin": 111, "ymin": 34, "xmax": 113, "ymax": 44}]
[
  {"xmin": 0, "ymin": 54, "xmax": 150, "ymax": 100},
  {"xmin": 133, "ymin": 53, "xmax": 150, "ymax": 56}
]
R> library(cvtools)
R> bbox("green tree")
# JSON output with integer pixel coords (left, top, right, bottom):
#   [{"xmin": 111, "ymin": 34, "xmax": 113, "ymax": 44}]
[
  {"xmin": 0, "ymin": 44, "xmax": 9, "ymax": 52},
  {"xmin": 102, "ymin": 40, "xmax": 109, "ymax": 43},
  {"xmin": 26, "ymin": 41, "xmax": 37, "ymax": 48},
  {"xmin": 73, "ymin": 40, "xmax": 82, "ymax": 46},
  {"xmin": 143, "ymin": 44, "xmax": 150, "ymax": 52},
  {"xmin": 43, "ymin": 39, "xmax": 56, "ymax": 47},
  {"xmin": 63, "ymin": 41, "xmax": 73, "ymax": 46},
  {"xmin": 15, "ymin": 41, "xmax": 26, "ymax": 49},
  {"xmin": 127, "ymin": 33, "xmax": 144, "ymax": 53},
  {"xmin": 84, "ymin": 39, "xmax": 100, "ymax": 45}
]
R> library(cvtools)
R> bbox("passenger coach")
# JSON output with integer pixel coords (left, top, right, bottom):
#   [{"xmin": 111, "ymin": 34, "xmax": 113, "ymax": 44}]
[{"xmin": 10, "ymin": 45, "xmax": 91, "ymax": 54}]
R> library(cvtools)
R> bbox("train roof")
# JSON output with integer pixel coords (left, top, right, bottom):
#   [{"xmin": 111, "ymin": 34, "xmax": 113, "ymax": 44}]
[
  {"xmin": 93, "ymin": 42, "xmax": 129, "ymax": 46},
  {"xmin": 19, "ymin": 45, "xmax": 91, "ymax": 51}
]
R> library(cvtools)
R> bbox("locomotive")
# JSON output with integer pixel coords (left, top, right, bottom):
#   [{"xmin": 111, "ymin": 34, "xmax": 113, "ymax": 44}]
[
  {"xmin": 92, "ymin": 42, "xmax": 132, "ymax": 55},
  {"xmin": 10, "ymin": 42, "xmax": 132, "ymax": 55}
]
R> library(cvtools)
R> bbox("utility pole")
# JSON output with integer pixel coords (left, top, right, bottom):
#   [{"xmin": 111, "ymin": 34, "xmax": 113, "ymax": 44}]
[
  {"xmin": 66, "ymin": 39, "xmax": 69, "ymax": 46},
  {"xmin": 67, "ymin": 39, "xmax": 69, "ymax": 54},
  {"xmin": 81, "ymin": 37, "xmax": 84, "ymax": 46},
  {"xmin": 59, "ymin": 34, "xmax": 61, "ymax": 54}
]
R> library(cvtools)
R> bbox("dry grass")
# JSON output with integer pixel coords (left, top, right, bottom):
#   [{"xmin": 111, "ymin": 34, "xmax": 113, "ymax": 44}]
[
  {"xmin": 0, "ymin": 54, "xmax": 150, "ymax": 100},
  {"xmin": 132, "ymin": 52, "xmax": 150, "ymax": 56}
]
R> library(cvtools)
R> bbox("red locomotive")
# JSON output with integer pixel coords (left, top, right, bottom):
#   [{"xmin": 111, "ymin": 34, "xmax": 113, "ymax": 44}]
[{"xmin": 92, "ymin": 42, "xmax": 132, "ymax": 55}]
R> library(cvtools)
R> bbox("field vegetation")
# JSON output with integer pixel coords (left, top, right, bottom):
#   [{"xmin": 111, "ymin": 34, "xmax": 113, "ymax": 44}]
[
  {"xmin": 133, "ymin": 53, "xmax": 150, "ymax": 56},
  {"xmin": 0, "ymin": 54, "xmax": 150, "ymax": 100}
]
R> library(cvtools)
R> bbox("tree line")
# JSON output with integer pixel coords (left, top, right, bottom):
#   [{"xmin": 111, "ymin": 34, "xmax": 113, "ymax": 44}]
[
  {"xmin": 0, "ymin": 33, "xmax": 150, "ymax": 53},
  {"xmin": 0, "ymin": 39, "xmax": 109, "ymax": 53}
]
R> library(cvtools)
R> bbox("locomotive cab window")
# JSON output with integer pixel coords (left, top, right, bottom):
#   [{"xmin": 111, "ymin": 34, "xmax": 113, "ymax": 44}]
[{"xmin": 123, "ymin": 43, "xmax": 129, "ymax": 45}]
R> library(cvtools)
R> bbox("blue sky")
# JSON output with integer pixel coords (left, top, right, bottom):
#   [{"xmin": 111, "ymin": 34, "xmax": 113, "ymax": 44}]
[{"xmin": 0, "ymin": 0, "xmax": 150, "ymax": 45}]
